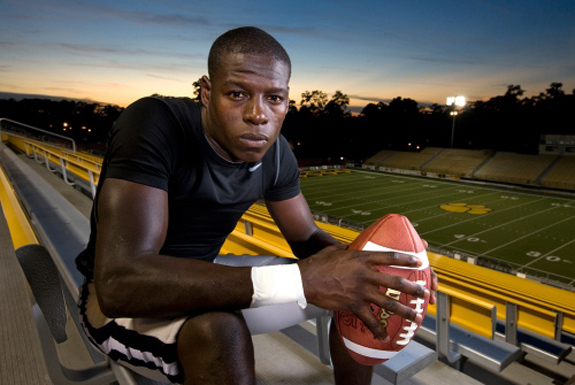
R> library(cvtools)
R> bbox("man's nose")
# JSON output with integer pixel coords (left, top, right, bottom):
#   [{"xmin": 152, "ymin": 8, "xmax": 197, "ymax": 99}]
[{"xmin": 244, "ymin": 97, "xmax": 268, "ymax": 125}]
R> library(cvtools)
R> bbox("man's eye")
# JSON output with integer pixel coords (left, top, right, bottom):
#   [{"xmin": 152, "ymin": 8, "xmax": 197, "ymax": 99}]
[
  {"xmin": 269, "ymin": 95, "xmax": 283, "ymax": 103},
  {"xmin": 229, "ymin": 91, "xmax": 243, "ymax": 99}
]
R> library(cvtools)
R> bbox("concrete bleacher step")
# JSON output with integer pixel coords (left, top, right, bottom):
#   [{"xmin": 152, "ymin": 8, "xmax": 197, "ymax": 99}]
[
  {"xmin": 373, "ymin": 341, "xmax": 438, "ymax": 384},
  {"xmin": 469, "ymin": 151, "xmax": 497, "ymax": 178},
  {"xmin": 535, "ymin": 155, "xmax": 562, "ymax": 184},
  {"xmin": 0, "ymin": 207, "xmax": 52, "ymax": 385},
  {"xmin": 419, "ymin": 148, "xmax": 445, "ymax": 171},
  {"xmin": 284, "ymin": 317, "xmax": 439, "ymax": 385}
]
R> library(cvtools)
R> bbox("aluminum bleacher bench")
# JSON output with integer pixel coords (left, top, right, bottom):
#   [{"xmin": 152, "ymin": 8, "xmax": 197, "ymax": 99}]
[
  {"xmin": 495, "ymin": 322, "xmax": 573, "ymax": 365},
  {"xmin": 417, "ymin": 292, "xmax": 523, "ymax": 372}
]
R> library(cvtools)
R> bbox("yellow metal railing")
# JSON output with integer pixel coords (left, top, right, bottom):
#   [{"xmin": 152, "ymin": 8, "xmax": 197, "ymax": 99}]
[
  {"xmin": 427, "ymin": 285, "xmax": 496, "ymax": 338},
  {"xmin": 0, "ymin": 165, "xmax": 39, "ymax": 248},
  {"xmin": 224, "ymin": 204, "xmax": 575, "ymax": 341},
  {"xmin": 26, "ymin": 141, "xmax": 101, "ymax": 181},
  {"xmin": 430, "ymin": 254, "xmax": 575, "ymax": 338},
  {"xmin": 6, "ymin": 136, "xmax": 101, "ymax": 197},
  {"xmin": 225, "ymin": 204, "xmax": 575, "ymax": 341}
]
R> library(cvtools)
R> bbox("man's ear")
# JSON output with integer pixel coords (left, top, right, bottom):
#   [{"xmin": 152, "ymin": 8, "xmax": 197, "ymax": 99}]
[{"xmin": 200, "ymin": 75, "xmax": 211, "ymax": 107}]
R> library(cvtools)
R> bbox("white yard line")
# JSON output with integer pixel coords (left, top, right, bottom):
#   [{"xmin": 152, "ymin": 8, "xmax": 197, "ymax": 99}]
[
  {"xmin": 302, "ymin": 175, "xmax": 420, "ymax": 200},
  {"xmin": 302, "ymin": 170, "xmax": 575, "ymax": 282},
  {"xmin": 306, "ymin": 177, "xmax": 501, "ymax": 218},
  {"xmin": 480, "ymin": 215, "xmax": 575, "ymax": 255},
  {"xmin": 329, "ymin": 169, "xmax": 575, "ymax": 201},
  {"xmin": 324, "ymin": 186, "xmax": 460, "ymax": 217},
  {"xmin": 521, "ymin": 236, "xmax": 575, "ymax": 269},
  {"xmin": 307, "ymin": 184, "xmax": 446, "ymax": 213},
  {"xmin": 303, "ymin": 171, "xmax": 572, "ymax": 223},
  {"xmin": 442, "ymin": 202, "xmax": 560, "ymax": 246},
  {"xmin": 438, "ymin": 244, "xmax": 574, "ymax": 282},
  {"xmin": 419, "ymin": 196, "xmax": 551, "ymax": 237},
  {"xmin": 399, "ymin": 191, "xmax": 501, "ymax": 218}
]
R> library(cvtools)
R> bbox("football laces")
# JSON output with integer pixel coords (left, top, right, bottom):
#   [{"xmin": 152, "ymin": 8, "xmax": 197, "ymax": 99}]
[{"xmin": 397, "ymin": 279, "xmax": 427, "ymax": 345}]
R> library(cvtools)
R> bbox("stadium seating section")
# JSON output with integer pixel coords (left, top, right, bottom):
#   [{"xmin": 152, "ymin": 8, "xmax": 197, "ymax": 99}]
[
  {"xmin": 363, "ymin": 150, "xmax": 395, "ymax": 165},
  {"xmin": 365, "ymin": 148, "xmax": 574, "ymax": 192},
  {"xmin": 377, "ymin": 147, "xmax": 442, "ymax": 170},
  {"xmin": 539, "ymin": 156, "xmax": 575, "ymax": 191},
  {"xmin": 473, "ymin": 152, "xmax": 556, "ymax": 185},
  {"xmin": 423, "ymin": 148, "xmax": 493, "ymax": 177}
]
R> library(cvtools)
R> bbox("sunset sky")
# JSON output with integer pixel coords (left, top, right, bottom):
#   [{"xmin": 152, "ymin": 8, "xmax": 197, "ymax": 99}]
[{"xmin": 1, "ymin": 0, "xmax": 574, "ymax": 109}]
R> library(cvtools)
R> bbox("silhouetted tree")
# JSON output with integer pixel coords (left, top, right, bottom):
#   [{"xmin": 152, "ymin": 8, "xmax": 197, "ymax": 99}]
[
  {"xmin": 192, "ymin": 78, "xmax": 202, "ymax": 101},
  {"xmin": 325, "ymin": 90, "xmax": 350, "ymax": 118},
  {"xmin": 545, "ymin": 82, "xmax": 565, "ymax": 98},
  {"xmin": 300, "ymin": 90, "xmax": 328, "ymax": 116}
]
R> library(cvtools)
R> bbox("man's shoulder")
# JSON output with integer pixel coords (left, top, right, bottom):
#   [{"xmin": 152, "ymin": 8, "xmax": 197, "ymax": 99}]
[
  {"xmin": 123, "ymin": 96, "xmax": 199, "ymax": 119},
  {"xmin": 135, "ymin": 96, "xmax": 202, "ymax": 133},
  {"xmin": 144, "ymin": 96, "xmax": 200, "ymax": 116}
]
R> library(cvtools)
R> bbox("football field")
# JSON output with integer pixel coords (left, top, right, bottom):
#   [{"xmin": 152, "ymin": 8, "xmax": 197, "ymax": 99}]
[{"xmin": 300, "ymin": 169, "xmax": 575, "ymax": 287}]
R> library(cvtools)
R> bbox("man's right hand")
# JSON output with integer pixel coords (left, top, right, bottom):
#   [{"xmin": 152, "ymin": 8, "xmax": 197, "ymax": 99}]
[{"xmin": 297, "ymin": 245, "xmax": 429, "ymax": 341}]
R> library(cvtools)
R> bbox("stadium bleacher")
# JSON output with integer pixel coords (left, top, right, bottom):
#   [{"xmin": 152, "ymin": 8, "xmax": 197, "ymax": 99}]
[
  {"xmin": 472, "ymin": 152, "xmax": 557, "ymax": 186},
  {"xmin": 539, "ymin": 156, "xmax": 575, "ymax": 191},
  {"xmin": 365, "ymin": 147, "xmax": 575, "ymax": 192},
  {"xmin": 378, "ymin": 147, "xmax": 442, "ymax": 170},
  {"xmin": 422, "ymin": 148, "xmax": 494, "ymax": 177},
  {"xmin": 363, "ymin": 149, "xmax": 395, "ymax": 165}
]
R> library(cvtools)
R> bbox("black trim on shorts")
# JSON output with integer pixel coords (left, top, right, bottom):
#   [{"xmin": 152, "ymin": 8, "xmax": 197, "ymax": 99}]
[{"xmin": 78, "ymin": 282, "xmax": 184, "ymax": 384}]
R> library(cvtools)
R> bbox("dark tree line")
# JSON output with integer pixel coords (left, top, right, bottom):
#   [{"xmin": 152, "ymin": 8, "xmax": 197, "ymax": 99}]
[
  {"xmin": 1, "ymin": 82, "xmax": 574, "ymax": 161},
  {"xmin": 0, "ymin": 98, "xmax": 124, "ymax": 151},
  {"xmin": 282, "ymin": 83, "xmax": 575, "ymax": 162},
  {"xmin": 459, "ymin": 83, "xmax": 575, "ymax": 154}
]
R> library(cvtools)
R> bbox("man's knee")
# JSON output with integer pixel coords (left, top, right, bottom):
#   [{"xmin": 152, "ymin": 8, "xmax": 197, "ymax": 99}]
[
  {"xmin": 177, "ymin": 312, "xmax": 255, "ymax": 384},
  {"xmin": 179, "ymin": 311, "xmax": 251, "ymax": 350}
]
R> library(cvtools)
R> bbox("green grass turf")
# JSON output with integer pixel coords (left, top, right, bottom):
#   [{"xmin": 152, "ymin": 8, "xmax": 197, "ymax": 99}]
[{"xmin": 299, "ymin": 170, "xmax": 575, "ymax": 286}]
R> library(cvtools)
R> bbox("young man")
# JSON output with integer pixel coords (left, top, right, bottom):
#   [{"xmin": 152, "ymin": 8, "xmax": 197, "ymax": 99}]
[{"xmin": 76, "ymin": 26, "xmax": 437, "ymax": 385}]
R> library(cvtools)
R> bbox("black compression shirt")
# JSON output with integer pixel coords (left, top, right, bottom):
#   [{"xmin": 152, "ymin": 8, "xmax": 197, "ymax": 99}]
[{"xmin": 76, "ymin": 96, "xmax": 300, "ymax": 279}]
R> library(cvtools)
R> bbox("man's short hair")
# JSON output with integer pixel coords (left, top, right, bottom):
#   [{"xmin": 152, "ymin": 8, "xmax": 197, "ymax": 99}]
[{"xmin": 208, "ymin": 26, "xmax": 291, "ymax": 80}]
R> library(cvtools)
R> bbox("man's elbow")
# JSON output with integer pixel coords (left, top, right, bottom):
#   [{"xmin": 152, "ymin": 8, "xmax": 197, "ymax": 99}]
[
  {"xmin": 93, "ymin": 271, "xmax": 136, "ymax": 318},
  {"xmin": 95, "ymin": 280, "xmax": 126, "ymax": 318}
]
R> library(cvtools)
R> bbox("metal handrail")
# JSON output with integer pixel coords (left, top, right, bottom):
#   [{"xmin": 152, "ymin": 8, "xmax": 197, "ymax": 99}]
[
  {"xmin": 22, "ymin": 140, "xmax": 99, "ymax": 198},
  {"xmin": 0, "ymin": 117, "xmax": 76, "ymax": 153}
]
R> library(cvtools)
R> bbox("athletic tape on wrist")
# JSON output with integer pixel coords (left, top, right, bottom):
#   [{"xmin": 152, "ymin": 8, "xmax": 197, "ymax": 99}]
[{"xmin": 250, "ymin": 264, "xmax": 307, "ymax": 309}]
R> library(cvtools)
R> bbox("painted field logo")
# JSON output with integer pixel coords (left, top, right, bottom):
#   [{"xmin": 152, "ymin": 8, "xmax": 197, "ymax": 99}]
[{"xmin": 439, "ymin": 202, "xmax": 492, "ymax": 215}]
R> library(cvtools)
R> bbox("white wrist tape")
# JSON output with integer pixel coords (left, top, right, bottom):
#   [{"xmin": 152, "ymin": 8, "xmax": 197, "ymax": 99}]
[{"xmin": 250, "ymin": 264, "xmax": 307, "ymax": 309}]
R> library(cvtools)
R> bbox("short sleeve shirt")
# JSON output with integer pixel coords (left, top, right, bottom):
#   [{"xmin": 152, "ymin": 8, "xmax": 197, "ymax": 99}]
[{"xmin": 76, "ymin": 96, "xmax": 300, "ymax": 278}]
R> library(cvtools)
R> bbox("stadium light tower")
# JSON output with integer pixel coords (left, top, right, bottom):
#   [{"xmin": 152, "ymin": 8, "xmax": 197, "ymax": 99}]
[{"xmin": 446, "ymin": 96, "xmax": 466, "ymax": 148}]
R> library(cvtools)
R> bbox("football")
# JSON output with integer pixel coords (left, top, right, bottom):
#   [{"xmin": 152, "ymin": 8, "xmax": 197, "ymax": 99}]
[{"xmin": 335, "ymin": 214, "xmax": 431, "ymax": 366}]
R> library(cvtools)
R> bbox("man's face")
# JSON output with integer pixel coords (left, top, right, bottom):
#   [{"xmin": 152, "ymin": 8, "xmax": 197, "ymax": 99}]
[{"xmin": 201, "ymin": 53, "xmax": 290, "ymax": 163}]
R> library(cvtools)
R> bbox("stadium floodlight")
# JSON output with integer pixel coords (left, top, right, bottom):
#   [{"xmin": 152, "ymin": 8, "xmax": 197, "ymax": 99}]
[
  {"xmin": 447, "ymin": 96, "xmax": 466, "ymax": 107},
  {"xmin": 446, "ymin": 96, "xmax": 466, "ymax": 147}
]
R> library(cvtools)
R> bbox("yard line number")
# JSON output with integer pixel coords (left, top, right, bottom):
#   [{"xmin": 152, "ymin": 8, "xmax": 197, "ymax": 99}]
[{"xmin": 526, "ymin": 251, "xmax": 572, "ymax": 263}]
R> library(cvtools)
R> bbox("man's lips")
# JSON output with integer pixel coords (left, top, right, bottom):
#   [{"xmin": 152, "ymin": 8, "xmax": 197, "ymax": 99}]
[{"xmin": 239, "ymin": 133, "xmax": 268, "ymax": 148}]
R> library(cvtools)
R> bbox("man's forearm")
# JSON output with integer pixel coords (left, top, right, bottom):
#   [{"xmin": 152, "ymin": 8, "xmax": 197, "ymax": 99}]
[
  {"xmin": 289, "ymin": 228, "xmax": 341, "ymax": 259},
  {"xmin": 94, "ymin": 253, "xmax": 254, "ymax": 319}
]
